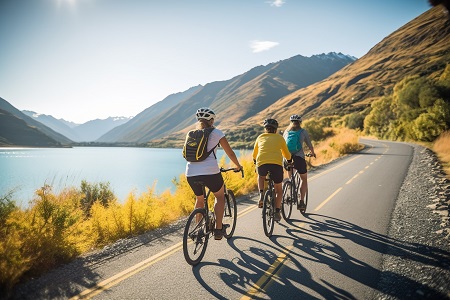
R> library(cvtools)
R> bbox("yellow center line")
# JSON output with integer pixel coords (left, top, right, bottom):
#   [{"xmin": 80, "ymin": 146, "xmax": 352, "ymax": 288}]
[
  {"xmin": 240, "ymin": 245, "xmax": 294, "ymax": 300},
  {"xmin": 314, "ymin": 187, "xmax": 343, "ymax": 211},
  {"xmin": 70, "ymin": 242, "xmax": 183, "ymax": 299}
]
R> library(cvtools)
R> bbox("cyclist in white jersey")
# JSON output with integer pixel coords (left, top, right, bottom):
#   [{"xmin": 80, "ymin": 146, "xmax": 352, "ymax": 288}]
[{"xmin": 185, "ymin": 107, "xmax": 242, "ymax": 240}]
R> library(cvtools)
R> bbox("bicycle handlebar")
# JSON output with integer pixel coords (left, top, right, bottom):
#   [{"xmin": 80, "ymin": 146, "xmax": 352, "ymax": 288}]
[{"xmin": 220, "ymin": 167, "xmax": 244, "ymax": 178}]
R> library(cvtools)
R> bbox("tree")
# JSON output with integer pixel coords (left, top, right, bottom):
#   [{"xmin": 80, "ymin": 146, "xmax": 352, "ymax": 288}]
[{"xmin": 428, "ymin": 0, "xmax": 450, "ymax": 13}]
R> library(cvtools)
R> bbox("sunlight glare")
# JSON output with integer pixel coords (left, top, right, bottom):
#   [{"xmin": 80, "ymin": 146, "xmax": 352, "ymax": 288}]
[{"xmin": 56, "ymin": 0, "xmax": 77, "ymax": 8}]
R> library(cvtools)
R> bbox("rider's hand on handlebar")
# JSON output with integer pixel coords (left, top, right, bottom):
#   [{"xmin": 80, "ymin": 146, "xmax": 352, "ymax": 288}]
[
  {"xmin": 306, "ymin": 152, "xmax": 316, "ymax": 158},
  {"xmin": 284, "ymin": 159, "xmax": 293, "ymax": 171},
  {"xmin": 234, "ymin": 165, "xmax": 244, "ymax": 178}
]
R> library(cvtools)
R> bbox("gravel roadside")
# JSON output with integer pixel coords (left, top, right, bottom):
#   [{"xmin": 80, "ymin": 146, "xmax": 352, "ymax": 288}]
[
  {"xmin": 9, "ymin": 143, "xmax": 450, "ymax": 300},
  {"xmin": 374, "ymin": 144, "xmax": 450, "ymax": 299}
]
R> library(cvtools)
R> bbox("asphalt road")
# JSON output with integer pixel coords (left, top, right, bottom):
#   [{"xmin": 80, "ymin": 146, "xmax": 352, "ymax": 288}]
[{"xmin": 68, "ymin": 138, "xmax": 413, "ymax": 299}]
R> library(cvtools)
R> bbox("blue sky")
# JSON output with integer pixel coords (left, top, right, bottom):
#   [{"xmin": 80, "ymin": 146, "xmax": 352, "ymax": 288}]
[{"xmin": 0, "ymin": 0, "xmax": 431, "ymax": 124}]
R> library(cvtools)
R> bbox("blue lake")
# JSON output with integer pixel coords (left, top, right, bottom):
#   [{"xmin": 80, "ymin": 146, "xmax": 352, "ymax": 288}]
[{"xmin": 0, "ymin": 147, "xmax": 246, "ymax": 207}]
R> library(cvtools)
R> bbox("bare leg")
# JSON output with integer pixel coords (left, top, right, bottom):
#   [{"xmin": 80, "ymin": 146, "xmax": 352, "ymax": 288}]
[
  {"xmin": 274, "ymin": 182, "xmax": 282, "ymax": 209},
  {"xmin": 258, "ymin": 175, "xmax": 265, "ymax": 194},
  {"xmin": 300, "ymin": 173, "xmax": 308, "ymax": 201},
  {"xmin": 212, "ymin": 185, "xmax": 225, "ymax": 230},
  {"xmin": 194, "ymin": 195, "xmax": 205, "ymax": 223},
  {"xmin": 258, "ymin": 175, "xmax": 265, "ymax": 205}
]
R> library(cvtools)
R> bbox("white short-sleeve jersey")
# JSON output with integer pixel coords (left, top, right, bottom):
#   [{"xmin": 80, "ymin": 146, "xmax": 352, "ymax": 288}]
[{"xmin": 185, "ymin": 128, "xmax": 225, "ymax": 177}]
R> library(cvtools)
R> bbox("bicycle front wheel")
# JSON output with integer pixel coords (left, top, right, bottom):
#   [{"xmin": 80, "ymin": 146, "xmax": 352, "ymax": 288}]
[
  {"xmin": 183, "ymin": 208, "xmax": 209, "ymax": 266},
  {"xmin": 223, "ymin": 190, "xmax": 237, "ymax": 239},
  {"xmin": 262, "ymin": 190, "xmax": 275, "ymax": 237},
  {"xmin": 281, "ymin": 179, "xmax": 293, "ymax": 220}
]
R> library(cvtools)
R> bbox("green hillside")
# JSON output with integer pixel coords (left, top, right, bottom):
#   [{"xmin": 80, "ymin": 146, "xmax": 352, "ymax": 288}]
[{"xmin": 0, "ymin": 109, "xmax": 62, "ymax": 147}]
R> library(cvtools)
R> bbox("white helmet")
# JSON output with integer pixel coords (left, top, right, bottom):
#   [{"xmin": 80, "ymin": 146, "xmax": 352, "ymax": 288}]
[
  {"xmin": 196, "ymin": 107, "xmax": 216, "ymax": 120},
  {"xmin": 290, "ymin": 114, "xmax": 302, "ymax": 122}
]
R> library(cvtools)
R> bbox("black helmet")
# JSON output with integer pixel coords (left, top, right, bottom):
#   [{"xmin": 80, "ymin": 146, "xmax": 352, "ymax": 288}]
[
  {"xmin": 263, "ymin": 118, "xmax": 278, "ymax": 129},
  {"xmin": 195, "ymin": 107, "xmax": 216, "ymax": 120},
  {"xmin": 290, "ymin": 114, "xmax": 302, "ymax": 122}
]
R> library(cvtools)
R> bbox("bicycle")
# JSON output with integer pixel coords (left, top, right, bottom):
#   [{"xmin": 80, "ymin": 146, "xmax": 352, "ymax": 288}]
[
  {"xmin": 281, "ymin": 153, "xmax": 314, "ymax": 219},
  {"xmin": 262, "ymin": 171, "xmax": 277, "ymax": 237},
  {"xmin": 183, "ymin": 167, "xmax": 244, "ymax": 266}
]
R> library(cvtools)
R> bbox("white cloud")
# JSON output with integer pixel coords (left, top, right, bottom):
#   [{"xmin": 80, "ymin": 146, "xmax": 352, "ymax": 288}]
[
  {"xmin": 267, "ymin": 0, "xmax": 285, "ymax": 7},
  {"xmin": 249, "ymin": 40, "xmax": 279, "ymax": 53}
]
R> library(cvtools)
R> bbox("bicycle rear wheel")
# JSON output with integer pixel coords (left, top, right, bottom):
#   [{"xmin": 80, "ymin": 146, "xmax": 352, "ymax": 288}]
[
  {"xmin": 223, "ymin": 190, "xmax": 237, "ymax": 239},
  {"xmin": 262, "ymin": 190, "xmax": 275, "ymax": 237},
  {"xmin": 281, "ymin": 179, "xmax": 293, "ymax": 220},
  {"xmin": 183, "ymin": 208, "xmax": 209, "ymax": 266}
]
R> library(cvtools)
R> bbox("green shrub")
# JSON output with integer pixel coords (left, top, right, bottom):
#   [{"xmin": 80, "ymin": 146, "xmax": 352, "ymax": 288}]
[
  {"xmin": 344, "ymin": 112, "xmax": 365, "ymax": 130},
  {"xmin": 80, "ymin": 180, "xmax": 116, "ymax": 216},
  {"xmin": 364, "ymin": 71, "xmax": 450, "ymax": 142}
]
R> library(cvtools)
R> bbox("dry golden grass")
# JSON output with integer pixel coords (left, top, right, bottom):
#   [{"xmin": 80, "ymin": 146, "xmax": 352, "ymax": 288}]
[
  {"xmin": 433, "ymin": 130, "xmax": 450, "ymax": 179},
  {"xmin": 308, "ymin": 128, "xmax": 364, "ymax": 167}
]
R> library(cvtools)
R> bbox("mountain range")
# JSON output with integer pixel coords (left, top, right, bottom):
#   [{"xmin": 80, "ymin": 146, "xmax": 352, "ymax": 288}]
[
  {"xmin": 21, "ymin": 111, "xmax": 132, "ymax": 142},
  {"xmin": 1, "ymin": 6, "xmax": 449, "ymax": 148},
  {"xmin": 97, "ymin": 52, "xmax": 356, "ymax": 144}
]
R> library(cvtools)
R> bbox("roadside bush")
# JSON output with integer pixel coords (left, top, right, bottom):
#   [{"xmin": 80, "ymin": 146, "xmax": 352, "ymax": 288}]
[
  {"xmin": 303, "ymin": 118, "xmax": 334, "ymax": 141},
  {"xmin": 344, "ymin": 112, "xmax": 365, "ymax": 130},
  {"xmin": 0, "ymin": 185, "xmax": 91, "ymax": 295},
  {"xmin": 80, "ymin": 180, "xmax": 116, "ymax": 217},
  {"xmin": 364, "ymin": 73, "xmax": 450, "ymax": 142},
  {"xmin": 0, "ymin": 190, "xmax": 17, "ymax": 227}
]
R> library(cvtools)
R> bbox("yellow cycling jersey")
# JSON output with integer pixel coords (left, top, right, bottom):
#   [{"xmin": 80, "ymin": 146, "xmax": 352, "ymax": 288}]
[{"xmin": 252, "ymin": 133, "xmax": 291, "ymax": 167}]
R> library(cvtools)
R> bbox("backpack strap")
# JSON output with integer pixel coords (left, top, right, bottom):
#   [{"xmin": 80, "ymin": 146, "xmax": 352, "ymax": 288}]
[{"xmin": 205, "ymin": 128, "xmax": 218, "ymax": 160}]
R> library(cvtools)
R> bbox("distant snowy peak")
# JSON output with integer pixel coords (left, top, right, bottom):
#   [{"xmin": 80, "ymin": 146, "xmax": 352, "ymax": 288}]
[
  {"xmin": 312, "ymin": 52, "xmax": 357, "ymax": 61},
  {"xmin": 23, "ymin": 110, "xmax": 43, "ymax": 119},
  {"xmin": 112, "ymin": 116, "xmax": 133, "ymax": 122}
]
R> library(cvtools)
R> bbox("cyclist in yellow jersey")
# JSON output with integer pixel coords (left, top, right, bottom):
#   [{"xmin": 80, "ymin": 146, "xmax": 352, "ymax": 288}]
[{"xmin": 252, "ymin": 118, "xmax": 292, "ymax": 222}]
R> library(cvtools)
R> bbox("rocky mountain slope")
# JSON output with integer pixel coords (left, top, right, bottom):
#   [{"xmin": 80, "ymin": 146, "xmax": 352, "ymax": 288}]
[{"xmin": 97, "ymin": 52, "xmax": 355, "ymax": 144}]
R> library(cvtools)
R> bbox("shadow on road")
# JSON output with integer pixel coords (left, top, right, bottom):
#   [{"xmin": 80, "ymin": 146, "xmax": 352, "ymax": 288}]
[{"xmin": 190, "ymin": 213, "xmax": 450, "ymax": 299}]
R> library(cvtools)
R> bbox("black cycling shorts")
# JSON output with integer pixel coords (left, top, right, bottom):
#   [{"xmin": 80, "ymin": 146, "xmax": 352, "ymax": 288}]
[
  {"xmin": 187, "ymin": 173, "xmax": 224, "ymax": 196},
  {"xmin": 257, "ymin": 164, "xmax": 284, "ymax": 184},
  {"xmin": 293, "ymin": 155, "xmax": 307, "ymax": 174}
]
